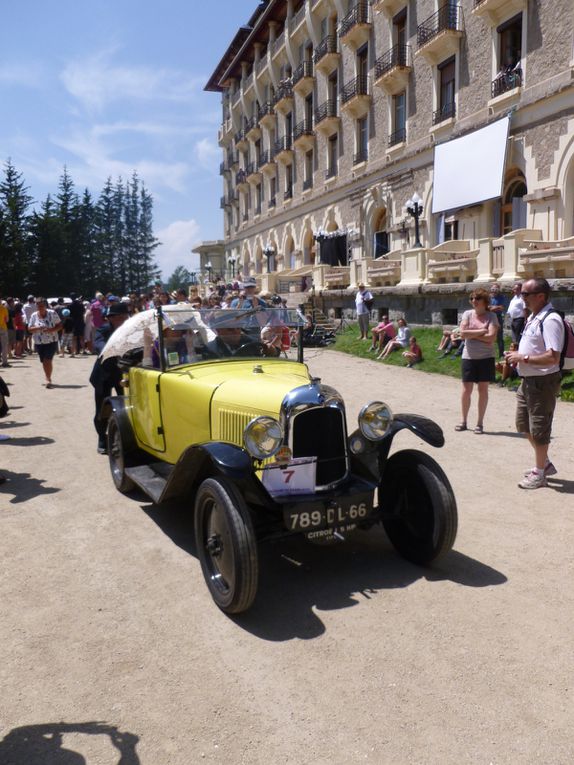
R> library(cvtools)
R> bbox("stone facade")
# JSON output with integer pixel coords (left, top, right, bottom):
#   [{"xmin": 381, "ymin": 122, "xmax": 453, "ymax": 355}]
[{"xmin": 206, "ymin": 0, "xmax": 574, "ymax": 295}]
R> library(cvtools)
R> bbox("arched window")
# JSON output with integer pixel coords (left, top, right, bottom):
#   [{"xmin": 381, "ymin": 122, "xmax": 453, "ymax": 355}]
[
  {"xmin": 501, "ymin": 175, "xmax": 527, "ymax": 234},
  {"xmin": 373, "ymin": 208, "xmax": 389, "ymax": 258}
]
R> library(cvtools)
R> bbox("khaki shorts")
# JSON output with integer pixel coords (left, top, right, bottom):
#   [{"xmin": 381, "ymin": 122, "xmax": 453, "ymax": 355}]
[{"xmin": 516, "ymin": 373, "xmax": 561, "ymax": 445}]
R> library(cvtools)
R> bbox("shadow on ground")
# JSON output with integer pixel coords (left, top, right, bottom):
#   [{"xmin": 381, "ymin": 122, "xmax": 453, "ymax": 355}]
[
  {"xmin": 142, "ymin": 499, "xmax": 507, "ymax": 642},
  {"xmin": 0, "ymin": 721, "xmax": 140, "ymax": 764},
  {"xmin": 0, "ymin": 469, "xmax": 60, "ymax": 503}
]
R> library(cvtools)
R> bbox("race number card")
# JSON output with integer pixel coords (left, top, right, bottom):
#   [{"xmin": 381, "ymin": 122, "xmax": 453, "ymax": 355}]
[{"xmin": 262, "ymin": 457, "xmax": 317, "ymax": 497}]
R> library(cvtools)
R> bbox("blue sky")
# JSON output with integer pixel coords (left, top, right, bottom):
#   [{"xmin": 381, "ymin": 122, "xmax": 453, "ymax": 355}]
[{"xmin": 0, "ymin": 0, "xmax": 255, "ymax": 279}]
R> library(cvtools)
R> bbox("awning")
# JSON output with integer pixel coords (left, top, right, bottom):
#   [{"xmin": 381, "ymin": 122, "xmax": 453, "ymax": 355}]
[{"xmin": 432, "ymin": 116, "xmax": 511, "ymax": 214}]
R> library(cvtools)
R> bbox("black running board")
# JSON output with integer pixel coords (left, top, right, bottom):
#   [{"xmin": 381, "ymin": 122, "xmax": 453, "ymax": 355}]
[{"xmin": 125, "ymin": 464, "xmax": 169, "ymax": 504}]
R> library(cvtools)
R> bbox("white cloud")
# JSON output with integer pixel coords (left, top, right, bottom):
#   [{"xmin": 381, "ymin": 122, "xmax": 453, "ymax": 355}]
[
  {"xmin": 194, "ymin": 138, "xmax": 219, "ymax": 170},
  {"xmin": 61, "ymin": 49, "xmax": 206, "ymax": 113},
  {"xmin": 155, "ymin": 219, "xmax": 202, "ymax": 280},
  {"xmin": 0, "ymin": 63, "xmax": 43, "ymax": 88}
]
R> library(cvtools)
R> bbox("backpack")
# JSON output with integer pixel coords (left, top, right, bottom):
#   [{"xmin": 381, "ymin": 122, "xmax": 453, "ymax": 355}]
[{"xmin": 539, "ymin": 310, "xmax": 574, "ymax": 371}]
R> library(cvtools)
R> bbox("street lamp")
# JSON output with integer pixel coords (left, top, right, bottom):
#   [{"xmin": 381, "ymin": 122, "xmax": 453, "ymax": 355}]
[
  {"xmin": 228, "ymin": 255, "xmax": 236, "ymax": 279},
  {"xmin": 263, "ymin": 243, "xmax": 275, "ymax": 273},
  {"xmin": 405, "ymin": 192, "xmax": 423, "ymax": 248},
  {"xmin": 205, "ymin": 260, "xmax": 213, "ymax": 282},
  {"xmin": 190, "ymin": 271, "xmax": 196, "ymax": 285}
]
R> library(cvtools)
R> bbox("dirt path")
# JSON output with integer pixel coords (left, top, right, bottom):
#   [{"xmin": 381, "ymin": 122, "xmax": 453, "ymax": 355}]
[{"xmin": 1, "ymin": 350, "xmax": 573, "ymax": 764}]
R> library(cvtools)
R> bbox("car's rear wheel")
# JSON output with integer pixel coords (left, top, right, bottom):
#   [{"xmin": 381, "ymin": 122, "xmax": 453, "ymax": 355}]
[
  {"xmin": 380, "ymin": 449, "xmax": 457, "ymax": 564},
  {"xmin": 107, "ymin": 414, "xmax": 136, "ymax": 494},
  {"xmin": 194, "ymin": 477, "xmax": 258, "ymax": 614}
]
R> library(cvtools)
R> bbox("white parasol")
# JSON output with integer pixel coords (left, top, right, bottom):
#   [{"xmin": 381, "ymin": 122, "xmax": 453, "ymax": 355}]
[{"xmin": 99, "ymin": 306, "xmax": 206, "ymax": 362}]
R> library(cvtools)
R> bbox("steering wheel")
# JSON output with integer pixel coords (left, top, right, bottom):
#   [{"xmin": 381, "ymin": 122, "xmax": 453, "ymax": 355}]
[{"xmin": 232, "ymin": 341, "xmax": 264, "ymax": 357}]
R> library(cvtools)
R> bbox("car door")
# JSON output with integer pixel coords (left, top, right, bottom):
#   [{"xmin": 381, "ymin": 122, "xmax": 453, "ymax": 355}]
[{"xmin": 129, "ymin": 367, "xmax": 166, "ymax": 452}]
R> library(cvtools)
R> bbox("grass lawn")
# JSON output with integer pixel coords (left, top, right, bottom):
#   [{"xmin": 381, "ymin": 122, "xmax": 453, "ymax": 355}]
[{"xmin": 331, "ymin": 324, "xmax": 574, "ymax": 403}]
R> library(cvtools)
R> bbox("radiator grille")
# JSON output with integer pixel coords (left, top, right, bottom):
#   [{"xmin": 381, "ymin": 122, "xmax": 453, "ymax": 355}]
[
  {"xmin": 291, "ymin": 407, "xmax": 347, "ymax": 487},
  {"xmin": 217, "ymin": 408, "xmax": 257, "ymax": 446}
]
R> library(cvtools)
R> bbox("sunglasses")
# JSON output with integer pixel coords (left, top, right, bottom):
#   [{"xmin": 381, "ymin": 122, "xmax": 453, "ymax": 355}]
[
  {"xmin": 470, "ymin": 297, "xmax": 484, "ymax": 302},
  {"xmin": 521, "ymin": 291, "xmax": 542, "ymax": 297}
]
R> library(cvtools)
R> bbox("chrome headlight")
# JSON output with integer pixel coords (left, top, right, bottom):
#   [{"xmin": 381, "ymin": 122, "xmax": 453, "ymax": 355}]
[
  {"xmin": 244, "ymin": 416, "xmax": 284, "ymax": 460},
  {"xmin": 358, "ymin": 401, "xmax": 393, "ymax": 441}
]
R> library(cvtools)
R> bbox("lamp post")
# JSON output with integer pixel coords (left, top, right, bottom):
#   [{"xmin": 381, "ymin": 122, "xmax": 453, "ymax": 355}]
[
  {"xmin": 406, "ymin": 192, "xmax": 423, "ymax": 248},
  {"xmin": 190, "ymin": 271, "xmax": 196, "ymax": 285},
  {"xmin": 228, "ymin": 255, "xmax": 236, "ymax": 280},
  {"xmin": 263, "ymin": 244, "xmax": 275, "ymax": 273},
  {"xmin": 205, "ymin": 260, "xmax": 213, "ymax": 283}
]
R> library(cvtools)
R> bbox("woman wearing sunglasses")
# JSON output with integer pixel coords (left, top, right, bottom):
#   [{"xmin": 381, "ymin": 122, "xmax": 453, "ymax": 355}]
[{"xmin": 455, "ymin": 287, "xmax": 498, "ymax": 433}]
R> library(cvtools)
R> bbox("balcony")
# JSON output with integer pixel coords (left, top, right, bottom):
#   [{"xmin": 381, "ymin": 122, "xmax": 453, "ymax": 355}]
[
  {"xmin": 220, "ymin": 196, "xmax": 231, "ymax": 209},
  {"xmin": 314, "ymin": 35, "xmax": 340, "ymax": 75},
  {"xmin": 234, "ymin": 128, "xmax": 249, "ymax": 151},
  {"xmin": 388, "ymin": 126, "xmax": 406, "ymax": 147},
  {"xmin": 491, "ymin": 66, "xmax": 522, "ymax": 99},
  {"xmin": 230, "ymin": 151, "xmax": 239, "ymax": 168},
  {"xmin": 303, "ymin": 178, "xmax": 313, "ymax": 191},
  {"xmin": 340, "ymin": 75, "xmax": 371, "ymax": 118},
  {"xmin": 353, "ymin": 149, "xmax": 368, "ymax": 166},
  {"xmin": 246, "ymin": 161, "xmax": 262, "ymax": 185},
  {"xmin": 274, "ymin": 135, "xmax": 294, "ymax": 164},
  {"xmin": 374, "ymin": 44, "xmax": 412, "ymax": 95},
  {"xmin": 284, "ymin": 185, "xmax": 293, "ymax": 201},
  {"xmin": 269, "ymin": 195, "xmax": 276, "ymax": 208},
  {"xmin": 325, "ymin": 165, "xmax": 337, "ymax": 181},
  {"xmin": 218, "ymin": 117, "xmax": 233, "ymax": 146},
  {"xmin": 432, "ymin": 100, "xmax": 456, "ymax": 126},
  {"xmin": 416, "ymin": 5, "xmax": 463, "ymax": 64},
  {"xmin": 259, "ymin": 101, "xmax": 276, "ymax": 130},
  {"xmin": 293, "ymin": 119, "xmax": 315, "ymax": 152},
  {"xmin": 292, "ymin": 61, "xmax": 314, "ymax": 97},
  {"xmin": 245, "ymin": 114, "xmax": 261, "ymax": 141},
  {"xmin": 291, "ymin": 4, "xmax": 307, "ymax": 31},
  {"xmin": 314, "ymin": 99, "xmax": 340, "ymax": 135},
  {"xmin": 273, "ymin": 81, "xmax": 294, "ymax": 115},
  {"xmin": 371, "ymin": 0, "xmax": 405, "ymax": 18},
  {"xmin": 258, "ymin": 150, "xmax": 276, "ymax": 177},
  {"xmin": 235, "ymin": 169, "xmax": 249, "ymax": 191},
  {"xmin": 339, "ymin": 2, "xmax": 371, "ymax": 50},
  {"xmin": 472, "ymin": 0, "xmax": 526, "ymax": 25}
]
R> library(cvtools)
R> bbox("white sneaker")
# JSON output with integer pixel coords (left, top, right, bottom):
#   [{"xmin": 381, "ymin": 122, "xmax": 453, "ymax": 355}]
[
  {"xmin": 523, "ymin": 462, "xmax": 557, "ymax": 478},
  {"xmin": 518, "ymin": 471, "xmax": 548, "ymax": 490}
]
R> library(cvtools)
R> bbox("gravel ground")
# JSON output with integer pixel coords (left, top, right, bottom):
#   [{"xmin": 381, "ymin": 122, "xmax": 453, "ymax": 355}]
[{"xmin": 0, "ymin": 349, "xmax": 573, "ymax": 765}]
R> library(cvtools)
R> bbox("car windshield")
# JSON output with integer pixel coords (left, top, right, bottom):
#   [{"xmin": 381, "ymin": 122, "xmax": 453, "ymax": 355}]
[{"xmin": 152, "ymin": 306, "xmax": 306, "ymax": 369}]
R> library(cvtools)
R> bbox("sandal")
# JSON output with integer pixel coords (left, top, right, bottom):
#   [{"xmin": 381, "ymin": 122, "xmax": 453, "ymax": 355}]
[
  {"xmin": 474, "ymin": 425, "xmax": 483, "ymax": 434},
  {"xmin": 454, "ymin": 423, "xmax": 467, "ymax": 431}
]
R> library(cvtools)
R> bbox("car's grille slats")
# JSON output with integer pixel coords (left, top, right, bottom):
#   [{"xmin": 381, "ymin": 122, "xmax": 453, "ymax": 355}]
[
  {"xmin": 217, "ymin": 409, "xmax": 256, "ymax": 445},
  {"xmin": 291, "ymin": 407, "xmax": 347, "ymax": 487}
]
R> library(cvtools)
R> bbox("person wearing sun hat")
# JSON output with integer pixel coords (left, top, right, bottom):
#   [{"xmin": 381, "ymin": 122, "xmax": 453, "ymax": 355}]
[{"xmin": 230, "ymin": 277, "xmax": 267, "ymax": 309}]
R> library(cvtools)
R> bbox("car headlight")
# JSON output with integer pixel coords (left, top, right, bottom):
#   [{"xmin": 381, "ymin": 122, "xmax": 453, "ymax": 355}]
[
  {"xmin": 358, "ymin": 401, "xmax": 393, "ymax": 441},
  {"xmin": 244, "ymin": 416, "xmax": 284, "ymax": 460}
]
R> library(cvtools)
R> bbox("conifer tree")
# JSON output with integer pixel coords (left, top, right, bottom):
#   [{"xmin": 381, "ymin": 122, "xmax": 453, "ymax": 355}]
[{"xmin": 0, "ymin": 159, "xmax": 34, "ymax": 295}]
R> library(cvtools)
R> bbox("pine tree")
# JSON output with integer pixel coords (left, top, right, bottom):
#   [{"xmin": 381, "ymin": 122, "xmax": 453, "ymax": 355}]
[
  {"xmin": 139, "ymin": 183, "xmax": 160, "ymax": 290},
  {"xmin": 0, "ymin": 159, "xmax": 34, "ymax": 295},
  {"xmin": 28, "ymin": 195, "xmax": 62, "ymax": 296},
  {"xmin": 95, "ymin": 178, "xmax": 116, "ymax": 290}
]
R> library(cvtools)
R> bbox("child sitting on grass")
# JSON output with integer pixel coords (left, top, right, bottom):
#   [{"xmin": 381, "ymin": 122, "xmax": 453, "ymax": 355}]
[
  {"xmin": 496, "ymin": 341, "xmax": 519, "ymax": 386},
  {"xmin": 403, "ymin": 336, "xmax": 423, "ymax": 368}
]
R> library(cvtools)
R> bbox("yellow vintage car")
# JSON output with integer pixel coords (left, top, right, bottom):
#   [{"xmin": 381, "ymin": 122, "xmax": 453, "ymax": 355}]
[{"xmin": 101, "ymin": 305, "xmax": 457, "ymax": 614}]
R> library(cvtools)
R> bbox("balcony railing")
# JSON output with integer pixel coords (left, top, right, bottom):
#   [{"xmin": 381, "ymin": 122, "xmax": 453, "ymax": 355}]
[
  {"xmin": 258, "ymin": 150, "xmax": 272, "ymax": 166},
  {"xmin": 269, "ymin": 195, "xmax": 276, "ymax": 208},
  {"xmin": 271, "ymin": 31, "xmax": 285, "ymax": 55},
  {"xmin": 314, "ymin": 99, "xmax": 338, "ymax": 124},
  {"xmin": 293, "ymin": 119, "xmax": 314, "ymax": 142},
  {"xmin": 292, "ymin": 4, "xmax": 306, "ymax": 28},
  {"xmin": 432, "ymin": 100, "xmax": 456, "ymax": 125},
  {"xmin": 245, "ymin": 113, "xmax": 260, "ymax": 133},
  {"xmin": 303, "ymin": 178, "xmax": 313, "ymax": 191},
  {"xmin": 353, "ymin": 149, "xmax": 368, "ymax": 165},
  {"xmin": 388, "ymin": 127, "xmax": 406, "ymax": 146},
  {"xmin": 325, "ymin": 165, "xmax": 337, "ymax": 180},
  {"xmin": 259, "ymin": 101, "xmax": 275, "ymax": 119},
  {"xmin": 341, "ymin": 74, "xmax": 369, "ymax": 104},
  {"xmin": 245, "ymin": 161, "xmax": 257, "ymax": 176},
  {"xmin": 234, "ymin": 128, "xmax": 248, "ymax": 145},
  {"xmin": 375, "ymin": 44, "xmax": 410, "ymax": 78},
  {"xmin": 293, "ymin": 60, "xmax": 313, "ymax": 85},
  {"xmin": 284, "ymin": 186, "xmax": 293, "ymax": 201},
  {"xmin": 235, "ymin": 170, "xmax": 248, "ymax": 185},
  {"xmin": 417, "ymin": 5, "xmax": 462, "ymax": 48},
  {"xmin": 274, "ymin": 81, "xmax": 293, "ymax": 103},
  {"xmin": 220, "ymin": 196, "xmax": 230, "ymax": 208},
  {"xmin": 491, "ymin": 66, "xmax": 522, "ymax": 98},
  {"xmin": 339, "ymin": 2, "xmax": 370, "ymax": 38},
  {"xmin": 274, "ymin": 136, "xmax": 293, "ymax": 154},
  {"xmin": 314, "ymin": 35, "xmax": 338, "ymax": 64}
]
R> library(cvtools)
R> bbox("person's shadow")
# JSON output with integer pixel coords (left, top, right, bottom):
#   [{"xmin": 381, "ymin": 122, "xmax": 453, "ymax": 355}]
[
  {"xmin": 0, "ymin": 469, "xmax": 60, "ymax": 503},
  {"xmin": 0, "ymin": 721, "xmax": 140, "ymax": 764}
]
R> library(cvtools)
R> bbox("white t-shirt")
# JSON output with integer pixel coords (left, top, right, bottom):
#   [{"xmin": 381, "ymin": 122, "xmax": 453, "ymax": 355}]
[
  {"xmin": 508, "ymin": 294, "xmax": 526, "ymax": 320},
  {"xmin": 355, "ymin": 289, "xmax": 372, "ymax": 316},
  {"xmin": 517, "ymin": 304, "xmax": 564, "ymax": 377},
  {"xmin": 28, "ymin": 309, "xmax": 60, "ymax": 345}
]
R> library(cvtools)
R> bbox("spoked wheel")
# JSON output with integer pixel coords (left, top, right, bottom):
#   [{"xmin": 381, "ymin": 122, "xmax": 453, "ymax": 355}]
[
  {"xmin": 107, "ymin": 414, "xmax": 136, "ymax": 494},
  {"xmin": 194, "ymin": 477, "xmax": 258, "ymax": 614},
  {"xmin": 380, "ymin": 449, "xmax": 457, "ymax": 564}
]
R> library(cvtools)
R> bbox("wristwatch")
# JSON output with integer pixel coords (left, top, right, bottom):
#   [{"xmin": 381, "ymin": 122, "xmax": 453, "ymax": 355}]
[{"xmin": 523, "ymin": 355, "xmax": 530, "ymax": 363}]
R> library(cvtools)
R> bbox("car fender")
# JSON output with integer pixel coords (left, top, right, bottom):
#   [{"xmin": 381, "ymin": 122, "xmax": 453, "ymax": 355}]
[{"xmin": 101, "ymin": 396, "xmax": 138, "ymax": 453}]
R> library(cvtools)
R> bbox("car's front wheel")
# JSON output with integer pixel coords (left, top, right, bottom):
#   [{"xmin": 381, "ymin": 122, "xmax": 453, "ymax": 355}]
[
  {"xmin": 380, "ymin": 449, "xmax": 457, "ymax": 564},
  {"xmin": 107, "ymin": 414, "xmax": 136, "ymax": 494},
  {"xmin": 194, "ymin": 477, "xmax": 258, "ymax": 614}
]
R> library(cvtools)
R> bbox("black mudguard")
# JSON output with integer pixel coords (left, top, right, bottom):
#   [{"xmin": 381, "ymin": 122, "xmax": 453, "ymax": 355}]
[
  {"xmin": 101, "ymin": 396, "xmax": 138, "ymax": 453},
  {"xmin": 349, "ymin": 413, "xmax": 445, "ymax": 481}
]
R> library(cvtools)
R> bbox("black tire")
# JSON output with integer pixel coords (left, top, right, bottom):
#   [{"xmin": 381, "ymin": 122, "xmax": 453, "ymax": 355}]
[
  {"xmin": 380, "ymin": 449, "xmax": 457, "ymax": 565},
  {"xmin": 107, "ymin": 414, "xmax": 136, "ymax": 494},
  {"xmin": 194, "ymin": 477, "xmax": 258, "ymax": 614}
]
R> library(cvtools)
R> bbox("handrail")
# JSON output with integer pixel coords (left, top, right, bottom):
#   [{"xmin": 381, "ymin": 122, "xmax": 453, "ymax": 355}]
[
  {"xmin": 375, "ymin": 44, "xmax": 411, "ymax": 78},
  {"xmin": 314, "ymin": 99, "xmax": 338, "ymax": 123},
  {"xmin": 341, "ymin": 75, "xmax": 369, "ymax": 103},
  {"xmin": 339, "ymin": 2, "xmax": 370, "ymax": 37},
  {"xmin": 417, "ymin": 5, "xmax": 462, "ymax": 47},
  {"xmin": 314, "ymin": 35, "xmax": 338, "ymax": 63},
  {"xmin": 293, "ymin": 60, "xmax": 314, "ymax": 85}
]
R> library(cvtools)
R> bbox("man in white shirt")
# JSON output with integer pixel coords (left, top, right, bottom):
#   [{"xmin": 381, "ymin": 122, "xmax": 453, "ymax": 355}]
[
  {"xmin": 355, "ymin": 283, "xmax": 373, "ymax": 340},
  {"xmin": 506, "ymin": 278, "xmax": 564, "ymax": 489},
  {"xmin": 507, "ymin": 282, "xmax": 526, "ymax": 343}
]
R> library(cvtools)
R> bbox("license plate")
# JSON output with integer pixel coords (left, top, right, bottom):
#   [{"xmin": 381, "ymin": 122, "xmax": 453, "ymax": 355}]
[{"xmin": 285, "ymin": 498, "xmax": 373, "ymax": 532}]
